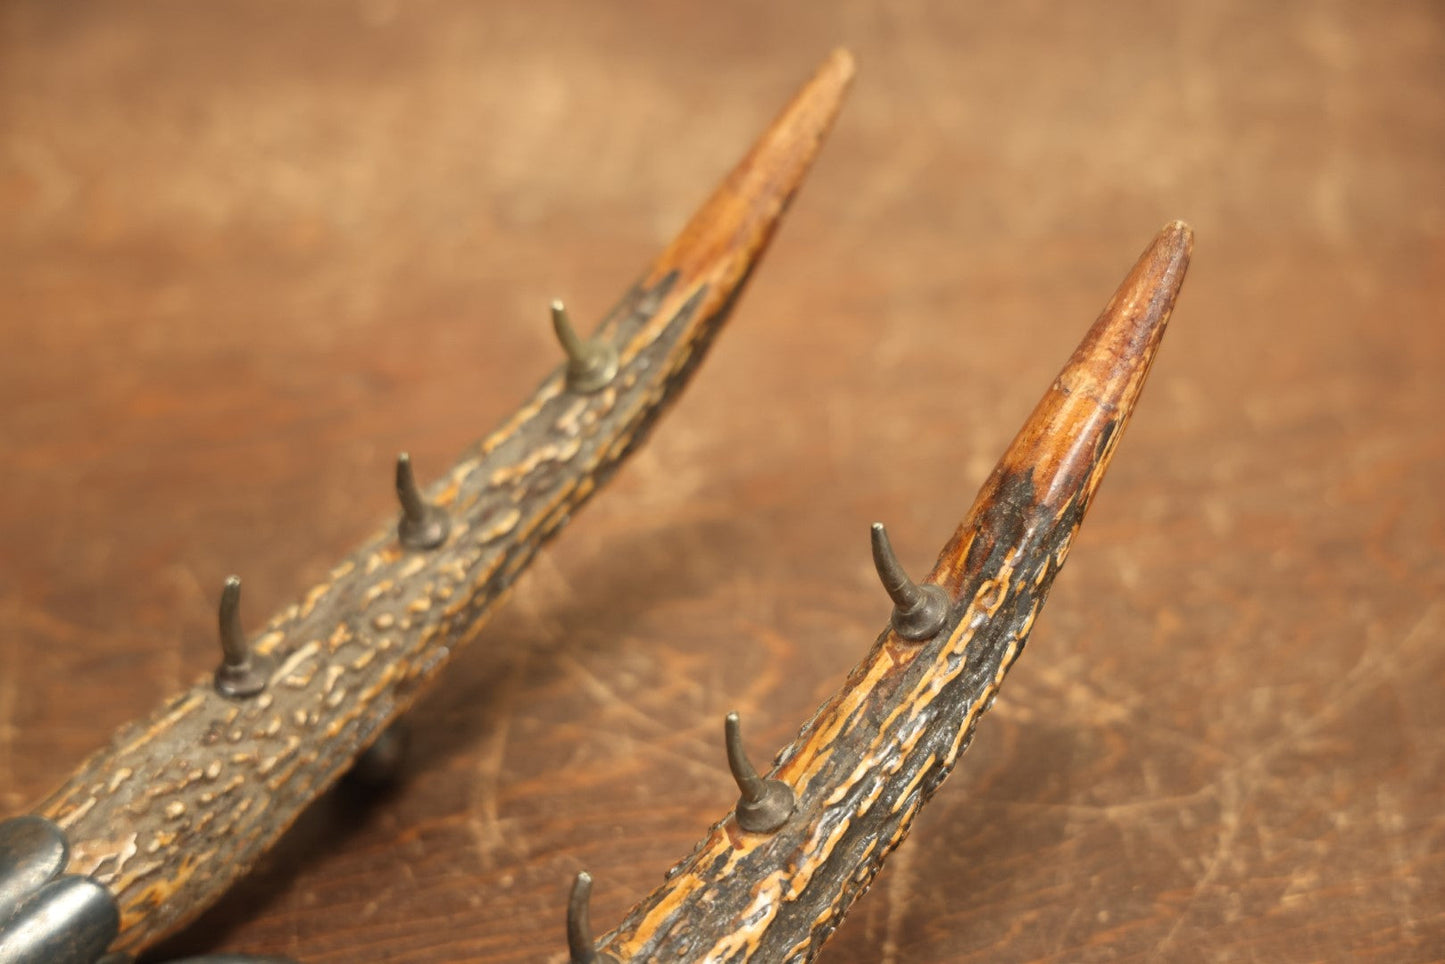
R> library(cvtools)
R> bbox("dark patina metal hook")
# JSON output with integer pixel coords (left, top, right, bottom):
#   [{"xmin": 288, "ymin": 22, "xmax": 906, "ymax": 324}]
[
  {"xmin": 871, "ymin": 522, "xmax": 950, "ymax": 640},
  {"xmin": 212, "ymin": 576, "xmax": 270, "ymax": 700},
  {"xmin": 551, "ymin": 300, "xmax": 618, "ymax": 394},
  {"xmin": 724, "ymin": 712, "xmax": 795, "ymax": 834},
  {"xmin": 395, "ymin": 453, "xmax": 449, "ymax": 551},
  {"xmin": 567, "ymin": 872, "xmax": 619, "ymax": 964}
]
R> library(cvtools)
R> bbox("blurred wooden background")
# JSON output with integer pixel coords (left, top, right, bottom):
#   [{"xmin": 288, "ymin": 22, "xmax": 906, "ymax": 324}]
[{"xmin": 1, "ymin": 2, "xmax": 1441, "ymax": 961}]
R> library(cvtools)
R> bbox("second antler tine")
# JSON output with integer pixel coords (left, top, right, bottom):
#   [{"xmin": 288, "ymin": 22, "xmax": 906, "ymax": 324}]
[
  {"xmin": 551, "ymin": 300, "xmax": 618, "ymax": 394},
  {"xmin": 871, "ymin": 522, "xmax": 949, "ymax": 640},
  {"xmin": 724, "ymin": 711, "xmax": 795, "ymax": 834},
  {"xmin": 212, "ymin": 576, "xmax": 269, "ymax": 699}
]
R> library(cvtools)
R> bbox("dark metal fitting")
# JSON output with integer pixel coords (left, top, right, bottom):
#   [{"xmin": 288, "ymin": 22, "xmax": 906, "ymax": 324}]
[
  {"xmin": 0, "ymin": 875, "xmax": 119, "ymax": 964},
  {"xmin": 213, "ymin": 576, "xmax": 271, "ymax": 699},
  {"xmin": 395, "ymin": 453, "xmax": 450, "ymax": 551},
  {"xmin": 724, "ymin": 712, "xmax": 796, "ymax": 834},
  {"xmin": 551, "ymin": 300, "xmax": 618, "ymax": 394},
  {"xmin": 870, "ymin": 523, "xmax": 950, "ymax": 641},
  {"xmin": 567, "ymin": 872, "xmax": 620, "ymax": 964},
  {"xmin": 0, "ymin": 815, "xmax": 70, "ymax": 926}
]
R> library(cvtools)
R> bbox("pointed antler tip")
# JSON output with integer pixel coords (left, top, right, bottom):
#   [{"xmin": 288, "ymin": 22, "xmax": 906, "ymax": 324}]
[
  {"xmin": 1136, "ymin": 222, "xmax": 1193, "ymax": 276},
  {"xmin": 1160, "ymin": 219, "xmax": 1194, "ymax": 254},
  {"xmin": 825, "ymin": 46, "xmax": 857, "ymax": 78}
]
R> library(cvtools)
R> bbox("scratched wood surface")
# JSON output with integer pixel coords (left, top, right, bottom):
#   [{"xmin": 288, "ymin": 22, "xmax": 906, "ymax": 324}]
[{"xmin": 1, "ymin": 3, "xmax": 1442, "ymax": 963}]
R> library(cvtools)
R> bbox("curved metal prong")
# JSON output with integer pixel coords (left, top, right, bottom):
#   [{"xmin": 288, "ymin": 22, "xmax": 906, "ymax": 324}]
[
  {"xmin": 551, "ymin": 300, "xmax": 618, "ymax": 394},
  {"xmin": 395, "ymin": 453, "xmax": 449, "ymax": 550},
  {"xmin": 870, "ymin": 523, "xmax": 949, "ymax": 640},
  {"xmin": 213, "ymin": 576, "xmax": 270, "ymax": 699},
  {"xmin": 567, "ymin": 872, "xmax": 618, "ymax": 964},
  {"xmin": 724, "ymin": 712, "xmax": 795, "ymax": 834}
]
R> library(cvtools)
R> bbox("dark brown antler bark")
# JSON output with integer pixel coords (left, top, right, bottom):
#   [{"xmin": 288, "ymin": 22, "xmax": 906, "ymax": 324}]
[
  {"xmin": 597, "ymin": 221, "xmax": 1193, "ymax": 962},
  {"xmin": 26, "ymin": 49, "xmax": 855, "ymax": 955}
]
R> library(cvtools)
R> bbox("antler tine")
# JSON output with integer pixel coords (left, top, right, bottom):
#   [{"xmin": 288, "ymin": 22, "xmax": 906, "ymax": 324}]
[
  {"xmin": 28, "ymin": 46, "xmax": 855, "ymax": 955},
  {"xmin": 598, "ymin": 220, "xmax": 1193, "ymax": 960}
]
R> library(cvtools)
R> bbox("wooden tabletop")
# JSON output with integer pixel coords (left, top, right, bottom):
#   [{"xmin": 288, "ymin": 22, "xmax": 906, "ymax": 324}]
[{"xmin": 2, "ymin": 2, "xmax": 1441, "ymax": 961}]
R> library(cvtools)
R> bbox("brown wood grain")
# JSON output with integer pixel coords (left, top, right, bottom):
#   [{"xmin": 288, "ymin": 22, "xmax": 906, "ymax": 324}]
[{"xmin": 2, "ymin": 2, "xmax": 1443, "ymax": 962}]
